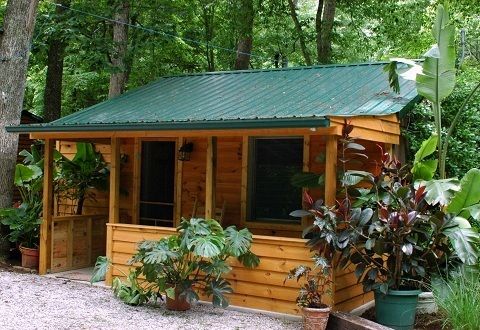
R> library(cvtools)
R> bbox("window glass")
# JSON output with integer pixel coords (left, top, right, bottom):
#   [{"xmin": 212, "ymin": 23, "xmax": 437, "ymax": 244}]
[{"xmin": 248, "ymin": 137, "xmax": 303, "ymax": 223}]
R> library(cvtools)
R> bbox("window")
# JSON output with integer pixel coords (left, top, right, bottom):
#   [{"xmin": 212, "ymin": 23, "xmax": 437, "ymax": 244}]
[{"xmin": 248, "ymin": 137, "xmax": 303, "ymax": 224}]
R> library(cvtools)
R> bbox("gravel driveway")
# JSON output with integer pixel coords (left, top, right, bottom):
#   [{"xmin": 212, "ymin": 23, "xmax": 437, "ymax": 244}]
[{"xmin": 0, "ymin": 270, "xmax": 300, "ymax": 330}]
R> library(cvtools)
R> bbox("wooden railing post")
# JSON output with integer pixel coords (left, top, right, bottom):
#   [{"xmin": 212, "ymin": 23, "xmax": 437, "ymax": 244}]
[
  {"xmin": 39, "ymin": 138, "xmax": 54, "ymax": 275},
  {"xmin": 205, "ymin": 136, "xmax": 217, "ymax": 219},
  {"xmin": 105, "ymin": 224, "xmax": 113, "ymax": 285},
  {"xmin": 324, "ymin": 135, "xmax": 338, "ymax": 206},
  {"xmin": 109, "ymin": 137, "xmax": 121, "ymax": 224}
]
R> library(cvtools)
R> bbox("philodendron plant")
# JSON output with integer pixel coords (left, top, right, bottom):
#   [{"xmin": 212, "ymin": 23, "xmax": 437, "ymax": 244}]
[
  {"xmin": 293, "ymin": 133, "xmax": 480, "ymax": 294},
  {"xmin": 92, "ymin": 218, "xmax": 260, "ymax": 308}
]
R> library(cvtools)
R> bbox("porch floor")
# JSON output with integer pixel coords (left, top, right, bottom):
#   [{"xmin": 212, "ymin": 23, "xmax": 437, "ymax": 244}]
[{"xmin": 45, "ymin": 267, "xmax": 105, "ymax": 286}]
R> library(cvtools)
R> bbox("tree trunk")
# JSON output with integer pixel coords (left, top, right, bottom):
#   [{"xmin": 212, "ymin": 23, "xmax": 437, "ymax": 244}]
[
  {"xmin": 201, "ymin": 1, "xmax": 216, "ymax": 72},
  {"xmin": 234, "ymin": 0, "xmax": 254, "ymax": 70},
  {"xmin": 43, "ymin": 0, "xmax": 70, "ymax": 122},
  {"xmin": 287, "ymin": 0, "xmax": 312, "ymax": 66},
  {"xmin": 0, "ymin": 0, "xmax": 39, "ymax": 210},
  {"xmin": 316, "ymin": 0, "xmax": 336, "ymax": 64},
  {"xmin": 108, "ymin": 0, "xmax": 129, "ymax": 98}
]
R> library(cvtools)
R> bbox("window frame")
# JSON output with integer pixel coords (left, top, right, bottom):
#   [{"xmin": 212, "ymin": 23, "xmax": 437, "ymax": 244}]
[{"xmin": 244, "ymin": 136, "xmax": 309, "ymax": 229}]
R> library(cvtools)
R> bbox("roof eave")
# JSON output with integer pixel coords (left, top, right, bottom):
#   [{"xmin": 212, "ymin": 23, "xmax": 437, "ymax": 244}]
[{"xmin": 6, "ymin": 117, "xmax": 330, "ymax": 134}]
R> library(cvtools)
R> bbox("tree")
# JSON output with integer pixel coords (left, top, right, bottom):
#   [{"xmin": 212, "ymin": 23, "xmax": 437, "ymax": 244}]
[
  {"xmin": 108, "ymin": 0, "xmax": 130, "ymax": 98},
  {"xmin": 316, "ymin": 0, "xmax": 336, "ymax": 64},
  {"xmin": 43, "ymin": 0, "xmax": 70, "ymax": 122},
  {"xmin": 0, "ymin": 0, "xmax": 40, "ymax": 210},
  {"xmin": 234, "ymin": 0, "xmax": 254, "ymax": 70},
  {"xmin": 287, "ymin": 0, "xmax": 312, "ymax": 66}
]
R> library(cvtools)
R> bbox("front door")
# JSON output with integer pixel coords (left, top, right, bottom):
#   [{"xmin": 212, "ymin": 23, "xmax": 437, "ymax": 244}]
[{"xmin": 139, "ymin": 141, "xmax": 176, "ymax": 227}]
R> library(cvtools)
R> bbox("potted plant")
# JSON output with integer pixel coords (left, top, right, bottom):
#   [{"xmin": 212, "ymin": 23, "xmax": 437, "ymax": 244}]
[
  {"xmin": 285, "ymin": 256, "xmax": 332, "ymax": 330},
  {"xmin": 92, "ymin": 217, "xmax": 260, "ymax": 310},
  {"xmin": 292, "ymin": 125, "xmax": 479, "ymax": 329},
  {"xmin": 0, "ymin": 145, "xmax": 45, "ymax": 268}
]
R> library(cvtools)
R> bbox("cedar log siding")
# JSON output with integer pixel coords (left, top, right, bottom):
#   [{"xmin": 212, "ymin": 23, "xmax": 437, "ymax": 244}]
[{"xmin": 53, "ymin": 132, "xmax": 385, "ymax": 313}]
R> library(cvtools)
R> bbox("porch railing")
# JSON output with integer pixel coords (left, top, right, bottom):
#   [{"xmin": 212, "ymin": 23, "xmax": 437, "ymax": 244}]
[{"xmin": 51, "ymin": 214, "xmax": 108, "ymax": 272}]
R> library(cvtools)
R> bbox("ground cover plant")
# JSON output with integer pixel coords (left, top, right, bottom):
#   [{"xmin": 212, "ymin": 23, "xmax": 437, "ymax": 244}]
[{"xmin": 434, "ymin": 267, "xmax": 480, "ymax": 330}]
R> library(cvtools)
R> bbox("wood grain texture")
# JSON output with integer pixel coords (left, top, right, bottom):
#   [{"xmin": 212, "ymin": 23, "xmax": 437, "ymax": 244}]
[{"xmin": 39, "ymin": 139, "xmax": 54, "ymax": 275}]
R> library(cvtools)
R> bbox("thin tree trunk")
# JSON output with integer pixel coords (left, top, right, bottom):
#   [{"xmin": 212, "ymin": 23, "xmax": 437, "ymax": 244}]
[
  {"xmin": 316, "ymin": 0, "xmax": 336, "ymax": 64},
  {"xmin": 234, "ymin": 0, "xmax": 254, "ymax": 70},
  {"xmin": 0, "ymin": 0, "xmax": 39, "ymax": 210},
  {"xmin": 202, "ymin": 1, "xmax": 216, "ymax": 72},
  {"xmin": 108, "ymin": 1, "xmax": 129, "ymax": 98},
  {"xmin": 43, "ymin": 0, "xmax": 70, "ymax": 122},
  {"xmin": 287, "ymin": 0, "xmax": 312, "ymax": 66}
]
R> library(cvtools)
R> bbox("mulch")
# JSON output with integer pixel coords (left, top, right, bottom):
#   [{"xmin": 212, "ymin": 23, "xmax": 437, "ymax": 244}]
[{"xmin": 361, "ymin": 307, "xmax": 449, "ymax": 330}]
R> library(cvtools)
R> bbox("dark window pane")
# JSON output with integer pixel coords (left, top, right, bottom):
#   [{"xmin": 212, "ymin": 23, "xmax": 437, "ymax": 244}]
[{"xmin": 249, "ymin": 138, "xmax": 303, "ymax": 223}]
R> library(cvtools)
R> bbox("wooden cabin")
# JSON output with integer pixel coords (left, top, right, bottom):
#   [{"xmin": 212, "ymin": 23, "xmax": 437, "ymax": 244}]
[{"xmin": 8, "ymin": 63, "xmax": 417, "ymax": 315}]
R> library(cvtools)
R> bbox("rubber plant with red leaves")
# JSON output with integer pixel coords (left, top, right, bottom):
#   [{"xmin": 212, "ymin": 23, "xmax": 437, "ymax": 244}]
[{"xmin": 291, "ymin": 129, "xmax": 480, "ymax": 295}]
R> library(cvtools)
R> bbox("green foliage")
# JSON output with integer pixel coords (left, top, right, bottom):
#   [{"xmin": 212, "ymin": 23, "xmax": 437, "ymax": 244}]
[
  {"xmin": 0, "ymin": 203, "xmax": 42, "ymax": 249},
  {"xmin": 294, "ymin": 128, "xmax": 479, "ymax": 293},
  {"xmin": 434, "ymin": 268, "xmax": 480, "ymax": 330},
  {"xmin": 403, "ymin": 65, "xmax": 480, "ymax": 178},
  {"xmin": 285, "ymin": 257, "xmax": 332, "ymax": 308},
  {"xmin": 0, "ymin": 144, "xmax": 46, "ymax": 248},
  {"xmin": 92, "ymin": 218, "xmax": 259, "ymax": 308},
  {"xmin": 55, "ymin": 142, "xmax": 109, "ymax": 215}
]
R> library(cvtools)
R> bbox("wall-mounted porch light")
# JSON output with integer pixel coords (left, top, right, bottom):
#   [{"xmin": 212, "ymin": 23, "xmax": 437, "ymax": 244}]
[{"xmin": 178, "ymin": 141, "xmax": 194, "ymax": 161}]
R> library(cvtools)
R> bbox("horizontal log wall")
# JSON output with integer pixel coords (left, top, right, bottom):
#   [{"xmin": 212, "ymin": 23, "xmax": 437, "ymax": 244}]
[{"xmin": 108, "ymin": 223, "xmax": 315, "ymax": 315}]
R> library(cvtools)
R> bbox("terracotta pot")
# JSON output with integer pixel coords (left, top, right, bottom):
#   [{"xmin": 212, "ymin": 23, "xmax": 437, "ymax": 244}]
[
  {"xmin": 302, "ymin": 306, "xmax": 331, "ymax": 330},
  {"xmin": 165, "ymin": 287, "xmax": 191, "ymax": 311},
  {"xmin": 19, "ymin": 245, "xmax": 39, "ymax": 269}
]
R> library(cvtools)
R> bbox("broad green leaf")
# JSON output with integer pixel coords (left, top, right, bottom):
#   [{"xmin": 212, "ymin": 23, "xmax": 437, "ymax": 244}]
[
  {"xmin": 290, "ymin": 172, "xmax": 324, "ymax": 188},
  {"xmin": 447, "ymin": 169, "xmax": 480, "ymax": 217},
  {"xmin": 206, "ymin": 279, "xmax": 233, "ymax": 308},
  {"xmin": 422, "ymin": 178, "xmax": 460, "ymax": 206},
  {"xmin": 412, "ymin": 159, "xmax": 438, "ymax": 181},
  {"xmin": 444, "ymin": 227, "xmax": 480, "ymax": 265},
  {"xmin": 464, "ymin": 204, "xmax": 480, "ymax": 220},
  {"xmin": 224, "ymin": 227, "xmax": 252, "ymax": 257},
  {"xmin": 237, "ymin": 251, "xmax": 260, "ymax": 269},
  {"xmin": 91, "ymin": 256, "xmax": 111, "ymax": 283},
  {"xmin": 14, "ymin": 164, "xmax": 42, "ymax": 186},
  {"xmin": 414, "ymin": 135, "xmax": 438, "ymax": 163},
  {"xmin": 416, "ymin": 5, "xmax": 456, "ymax": 103},
  {"xmin": 191, "ymin": 236, "xmax": 222, "ymax": 258},
  {"xmin": 165, "ymin": 287, "xmax": 176, "ymax": 299}
]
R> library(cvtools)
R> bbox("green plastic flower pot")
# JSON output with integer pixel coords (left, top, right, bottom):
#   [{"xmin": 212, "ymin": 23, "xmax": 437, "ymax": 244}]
[{"xmin": 374, "ymin": 289, "xmax": 421, "ymax": 330}]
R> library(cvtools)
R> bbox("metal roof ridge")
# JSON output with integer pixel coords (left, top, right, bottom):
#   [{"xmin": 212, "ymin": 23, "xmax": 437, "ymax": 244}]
[{"xmin": 159, "ymin": 61, "xmax": 393, "ymax": 79}]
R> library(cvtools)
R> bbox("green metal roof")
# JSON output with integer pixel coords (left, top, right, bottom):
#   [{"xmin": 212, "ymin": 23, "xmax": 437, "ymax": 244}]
[{"xmin": 8, "ymin": 62, "xmax": 417, "ymax": 133}]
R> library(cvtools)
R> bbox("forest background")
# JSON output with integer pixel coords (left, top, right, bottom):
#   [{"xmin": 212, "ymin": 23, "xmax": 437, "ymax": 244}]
[{"xmin": 0, "ymin": 0, "xmax": 479, "ymax": 177}]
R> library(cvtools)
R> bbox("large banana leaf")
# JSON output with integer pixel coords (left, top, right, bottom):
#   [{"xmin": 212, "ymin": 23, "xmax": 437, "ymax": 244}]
[
  {"xmin": 14, "ymin": 164, "xmax": 42, "ymax": 186},
  {"xmin": 447, "ymin": 168, "xmax": 480, "ymax": 217}
]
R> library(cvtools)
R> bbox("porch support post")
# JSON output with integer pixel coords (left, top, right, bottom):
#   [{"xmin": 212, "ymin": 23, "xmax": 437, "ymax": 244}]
[
  {"xmin": 39, "ymin": 138, "xmax": 54, "ymax": 275},
  {"xmin": 106, "ymin": 137, "xmax": 120, "ymax": 285},
  {"xmin": 109, "ymin": 137, "xmax": 121, "ymax": 224},
  {"xmin": 205, "ymin": 136, "xmax": 217, "ymax": 219},
  {"xmin": 324, "ymin": 135, "xmax": 338, "ymax": 206}
]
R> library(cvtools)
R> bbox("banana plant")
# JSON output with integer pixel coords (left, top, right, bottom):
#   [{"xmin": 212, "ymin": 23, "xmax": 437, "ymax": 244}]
[{"xmin": 383, "ymin": 4, "xmax": 480, "ymax": 179}]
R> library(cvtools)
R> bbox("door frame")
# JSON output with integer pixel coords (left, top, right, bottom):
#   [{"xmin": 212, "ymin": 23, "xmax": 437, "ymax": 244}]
[{"xmin": 132, "ymin": 137, "xmax": 181, "ymax": 226}]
